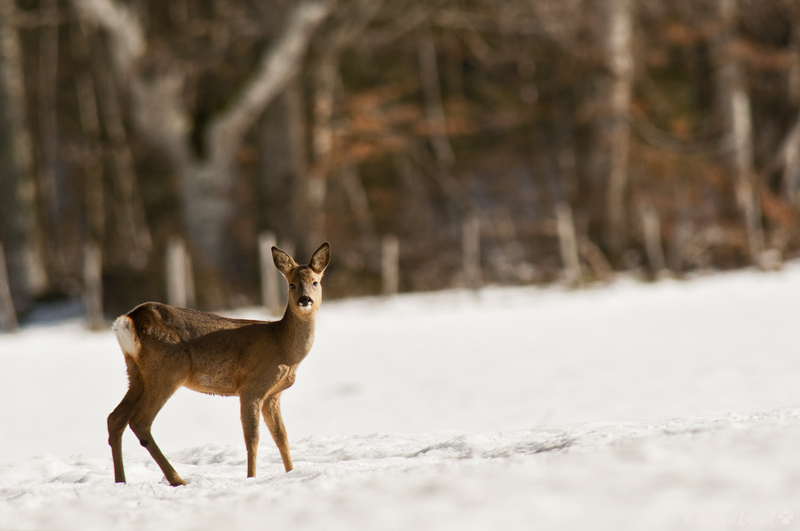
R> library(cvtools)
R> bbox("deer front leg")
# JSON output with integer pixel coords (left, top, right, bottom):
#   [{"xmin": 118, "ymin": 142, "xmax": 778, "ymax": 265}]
[
  {"xmin": 240, "ymin": 395, "xmax": 263, "ymax": 478},
  {"xmin": 262, "ymin": 393, "xmax": 293, "ymax": 472}
]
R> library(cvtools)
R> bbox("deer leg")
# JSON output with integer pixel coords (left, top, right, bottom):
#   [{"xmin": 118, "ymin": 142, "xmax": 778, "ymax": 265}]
[
  {"xmin": 240, "ymin": 395, "xmax": 263, "ymax": 478},
  {"xmin": 262, "ymin": 393, "xmax": 293, "ymax": 472},
  {"xmin": 107, "ymin": 374, "xmax": 145, "ymax": 484},
  {"xmin": 128, "ymin": 381, "xmax": 185, "ymax": 486}
]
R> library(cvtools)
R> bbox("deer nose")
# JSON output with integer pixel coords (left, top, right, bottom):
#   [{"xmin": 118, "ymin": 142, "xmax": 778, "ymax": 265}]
[{"xmin": 297, "ymin": 296, "xmax": 313, "ymax": 307}]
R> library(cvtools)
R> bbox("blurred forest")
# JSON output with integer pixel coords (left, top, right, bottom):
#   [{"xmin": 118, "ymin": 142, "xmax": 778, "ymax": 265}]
[{"xmin": 2, "ymin": 0, "xmax": 800, "ymax": 322}]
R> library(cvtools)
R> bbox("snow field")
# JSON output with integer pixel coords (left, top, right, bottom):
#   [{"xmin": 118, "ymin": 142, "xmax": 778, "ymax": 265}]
[{"xmin": 1, "ymin": 264, "xmax": 799, "ymax": 530}]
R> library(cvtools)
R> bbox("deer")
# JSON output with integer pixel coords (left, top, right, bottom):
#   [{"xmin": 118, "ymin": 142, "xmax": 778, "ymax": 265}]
[{"xmin": 107, "ymin": 242, "xmax": 330, "ymax": 486}]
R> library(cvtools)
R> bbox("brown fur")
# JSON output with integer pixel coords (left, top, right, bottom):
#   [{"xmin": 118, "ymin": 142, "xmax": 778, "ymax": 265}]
[{"xmin": 107, "ymin": 242, "xmax": 331, "ymax": 486}]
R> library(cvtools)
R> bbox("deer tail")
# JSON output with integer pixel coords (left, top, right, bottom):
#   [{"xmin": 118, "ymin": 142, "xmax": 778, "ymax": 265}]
[{"xmin": 112, "ymin": 315, "xmax": 141, "ymax": 359}]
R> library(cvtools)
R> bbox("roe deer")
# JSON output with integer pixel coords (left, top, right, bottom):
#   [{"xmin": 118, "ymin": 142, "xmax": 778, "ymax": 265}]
[{"xmin": 107, "ymin": 242, "xmax": 330, "ymax": 486}]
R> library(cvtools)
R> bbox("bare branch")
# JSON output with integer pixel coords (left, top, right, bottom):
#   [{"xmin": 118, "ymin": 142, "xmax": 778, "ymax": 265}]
[
  {"xmin": 71, "ymin": 0, "xmax": 192, "ymax": 169},
  {"xmin": 69, "ymin": 0, "xmax": 144, "ymax": 76},
  {"xmin": 207, "ymin": 1, "xmax": 331, "ymax": 166}
]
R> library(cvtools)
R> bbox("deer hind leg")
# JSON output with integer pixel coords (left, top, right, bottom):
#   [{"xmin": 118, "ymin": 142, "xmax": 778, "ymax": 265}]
[
  {"xmin": 107, "ymin": 364, "xmax": 145, "ymax": 484},
  {"xmin": 128, "ymin": 378, "xmax": 186, "ymax": 486},
  {"xmin": 262, "ymin": 393, "xmax": 293, "ymax": 472}
]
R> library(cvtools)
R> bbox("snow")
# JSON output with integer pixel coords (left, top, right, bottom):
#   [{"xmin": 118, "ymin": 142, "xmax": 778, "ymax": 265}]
[{"xmin": 1, "ymin": 265, "xmax": 799, "ymax": 530}]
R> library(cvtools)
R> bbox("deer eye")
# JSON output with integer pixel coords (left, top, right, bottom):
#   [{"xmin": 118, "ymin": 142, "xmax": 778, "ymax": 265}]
[
  {"xmin": 289, "ymin": 283, "xmax": 296, "ymax": 290},
  {"xmin": 312, "ymin": 281, "xmax": 319, "ymax": 287}
]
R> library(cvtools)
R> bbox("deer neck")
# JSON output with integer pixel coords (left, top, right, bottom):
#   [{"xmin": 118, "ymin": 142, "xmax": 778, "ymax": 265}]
[{"xmin": 277, "ymin": 306, "xmax": 317, "ymax": 365}]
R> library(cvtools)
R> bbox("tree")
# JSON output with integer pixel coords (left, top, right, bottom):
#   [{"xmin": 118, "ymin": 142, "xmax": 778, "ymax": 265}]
[
  {"xmin": 71, "ymin": 0, "xmax": 331, "ymax": 298},
  {"xmin": 604, "ymin": 0, "xmax": 634, "ymax": 262},
  {"xmin": 0, "ymin": 0, "xmax": 47, "ymax": 310},
  {"xmin": 712, "ymin": 0, "xmax": 764, "ymax": 264}
]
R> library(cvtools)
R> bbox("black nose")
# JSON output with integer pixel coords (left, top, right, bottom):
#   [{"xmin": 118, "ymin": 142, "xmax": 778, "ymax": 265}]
[{"xmin": 298, "ymin": 296, "xmax": 313, "ymax": 307}]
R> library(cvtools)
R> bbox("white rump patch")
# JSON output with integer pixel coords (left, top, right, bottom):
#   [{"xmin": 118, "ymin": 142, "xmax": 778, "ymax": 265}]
[{"xmin": 112, "ymin": 315, "xmax": 141, "ymax": 358}]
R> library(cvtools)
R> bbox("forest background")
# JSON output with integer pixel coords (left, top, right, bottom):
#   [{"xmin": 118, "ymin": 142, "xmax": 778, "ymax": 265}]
[{"xmin": 2, "ymin": 0, "xmax": 799, "ymax": 319}]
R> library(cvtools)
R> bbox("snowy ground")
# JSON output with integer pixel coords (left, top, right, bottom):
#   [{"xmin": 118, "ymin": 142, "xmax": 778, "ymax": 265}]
[{"xmin": 1, "ymin": 265, "xmax": 799, "ymax": 530}]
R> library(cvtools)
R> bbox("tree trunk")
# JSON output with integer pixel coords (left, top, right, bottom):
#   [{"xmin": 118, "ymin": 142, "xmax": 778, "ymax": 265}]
[
  {"xmin": 417, "ymin": 23, "xmax": 468, "ymax": 215},
  {"xmin": 84, "ymin": 241, "xmax": 103, "ymax": 330},
  {"xmin": 0, "ymin": 243, "xmax": 18, "ymax": 332},
  {"xmin": 782, "ymin": 120, "xmax": 800, "ymax": 210},
  {"xmin": 38, "ymin": 0, "xmax": 63, "ymax": 274},
  {"xmin": 72, "ymin": 0, "xmax": 330, "ymax": 288},
  {"xmin": 166, "ymin": 238, "xmax": 195, "ymax": 309},
  {"xmin": 259, "ymin": 232, "xmax": 282, "ymax": 317},
  {"xmin": 604, "ymin": 0, "xmax": 634, "ymax": 262},
  {"xmin": 713, "ymin": 0, "xmax": 764, "ymax": 264},
  {"xmin": 668, "ymin": 185, "xmax": 693, "ymax": 274},
  {"xmin": 638, "ymin": 202, "xmax": 667, "ymax": 276},
  {"xmin": 556, "ymin": 202, "xmax": 582, "ymax": 286},
  {"xmin": 0, "ymin": 0, "xmax": 48, "ymax": 310},
  {"xmin": 71, "ymin": 23, "xmax": 106, "ymax": 245},
  {"xmin": 394, "ymin": 151, "xmax": 437, "ymax": 239},
  {"xmin": 95, "ymin": 69, "xmax": 152, "ymax": 268},
  {"xmin": 304, "ymin": 50, "xmax": 338, "ymax": 255},
  {"xmin": 192, "ymin": 2, "xmax": 331, "ymax": 269},
  {"xmin": 342, "ymin": 163, "xmax": 379, "ymax": 252},
  {"xmin": 285, "ymin": 78, "xmax": 310, "ymax": 245},
  {"xmin": 463, "ymin": 216, "xmax": 481, "ymax": 290},
  {"xmin": 300, "ymin": 0, "xmax": 385, "ymax": 255},
  {"xmin": 578, "ymin": 236, "xmax": 614, "ymax": 282},
  {"xmin": 259, "ymin": 86, "xmax": 294, "ymax": 235},
  {"xmin": 382, "ymin": 234, "xmax": 400, "ymax": 296}
]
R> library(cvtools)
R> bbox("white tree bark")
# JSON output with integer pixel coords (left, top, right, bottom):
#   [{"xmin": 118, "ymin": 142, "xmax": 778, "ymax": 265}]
[
  {"xmin": 0, "ymin": 0, "xmax": 47, "ymax": 309},
  {"xmin": 305, "ymin": 51, "xmax": 338, "ymax": 253},
  {"xmin": 0, "ymin": 243, "xmax": 18, "ymax": 332},
  {"xmin": 713, "ymin": 0, "xmax": 764, "ymax": 263},
  {"xmin": 382, "ymin": 235, "xmax": 400, "ymax": 296},
  {"xmin": 605, "ymin": 0, "xmax": 634, "ymax": 260},
  {"xmin": 83, "ymin": 241, "xmax": 103, "ymax": 330},
  {"xmin": 639, "ymin": 203, "xmax": 667, "ymax": 276},
  {"xmin": 207, "ymin": 2, "xmax": 329, "ymax": 167},
  {"xmin": 556, "ymin": 203, "xmax": 582, "ymax": 286},
  {"xmin": 258, "ymin": 232, "xmax": 282, "ymax": 317},
  {"xmin": 71, "ymin": 0, "xmax": 331, "ymax": 269}
]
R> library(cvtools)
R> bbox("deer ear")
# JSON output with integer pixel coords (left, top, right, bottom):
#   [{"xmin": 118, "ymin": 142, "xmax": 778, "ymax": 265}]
[
  {"xmin": 309, "ymin": 242, "xmax": 331, "ymax": 274},
  {"xmin": 272, "ymin": 247, "xmax": 298, "ymax": 276}
]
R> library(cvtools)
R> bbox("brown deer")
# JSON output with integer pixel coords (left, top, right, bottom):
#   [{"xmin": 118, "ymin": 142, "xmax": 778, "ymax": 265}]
[{"xmin": 107, "ymin": 243, "xmax": 330, "ymax": 486}]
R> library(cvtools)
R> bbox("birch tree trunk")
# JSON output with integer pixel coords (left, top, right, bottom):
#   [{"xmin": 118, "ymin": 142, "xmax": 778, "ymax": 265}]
[
  {"xmin": 0, "ymin": 243, "xmax": 18, "ymax": 332},
  {"xmin": 285, "ymin": 78, "xmax": 310, "ymax": 245},
  {"xmin": 382, "ymin": 235, "xmax": 400, "ymax": 296},
  {"xmin": 305, "ymin": 50, "xmax": 338, "ymax": 255},
  {"xmin": 72, "ymin": 0, "xmax": 330, "ymax": 277},
  {"xmin": 556, "ymin": 203, "xmax": 582, "ymax": 286},
  {"xmin": 38, "ymin": 0, "xmax": 62, "ymax": 272},
  {"xmin": 604, "ymin": 0, "xmax": 634, "ymax": 262},
  {"xmin": 713, "ymin": 0, "xmax": 764, "ymax": 264},
  {"xmin": 0, "ymin": 0, "xmax": 48, "ymax": 309}
]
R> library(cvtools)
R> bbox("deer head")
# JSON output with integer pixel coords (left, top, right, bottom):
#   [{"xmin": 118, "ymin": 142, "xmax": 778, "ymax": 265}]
[{"xmin": 272, "ymin": 242, "xmax": 330, "ymax": 318}]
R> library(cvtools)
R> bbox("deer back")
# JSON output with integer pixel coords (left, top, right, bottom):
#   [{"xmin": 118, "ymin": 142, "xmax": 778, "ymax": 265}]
[{"xmin": 117, "ymin": 302, "xmax": 292, "ymax": 396}]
